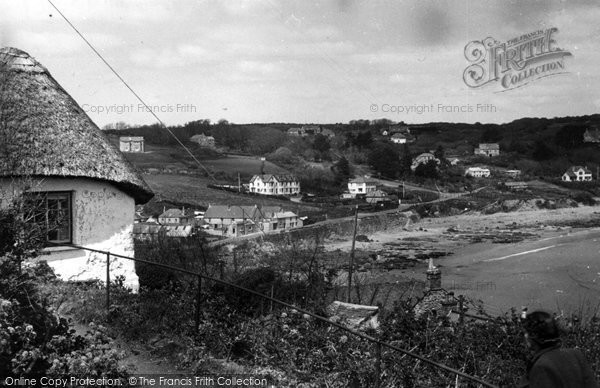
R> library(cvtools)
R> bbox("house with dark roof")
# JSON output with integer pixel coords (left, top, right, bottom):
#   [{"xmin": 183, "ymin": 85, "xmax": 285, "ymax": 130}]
[
  {"xmin": 0, "ymin": 47, "xmax": 153, "ymax": 289},
  {"xmin": 562, "ymin": 166, "xmax": 593, "ymax": 182},
  {"xmin": 158, "ymin": 208, "xmax": 194, "ymax": 225},
  {"xmin": 119, "ymin": 136, "xmax": 145, "ymax": 153},
  {"xmin": 474, "ymin": 143, "xmax": 500, "ymax": 157},
  {"xmin": 248, "ymin": 174, "xmax": 300, "ymax": 195},
  {"xmin": 203, "ymin": 205, "xmax": 302, "ymax": 236},
  {"xmin": 414, "ymin": 259, "xmax": 458, "ymax": 318}
]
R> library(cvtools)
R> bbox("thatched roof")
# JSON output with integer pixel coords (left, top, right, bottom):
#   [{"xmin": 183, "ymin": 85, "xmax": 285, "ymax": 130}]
[{"xmin": 0, "ymin": 47, "xmax": 153, "ymax": 204}]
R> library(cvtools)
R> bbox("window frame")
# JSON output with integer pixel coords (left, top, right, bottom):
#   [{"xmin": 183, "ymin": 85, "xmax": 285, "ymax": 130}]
[{"xmin": 26, "ymin": 191, "xmax": 73, "ymax": 245}]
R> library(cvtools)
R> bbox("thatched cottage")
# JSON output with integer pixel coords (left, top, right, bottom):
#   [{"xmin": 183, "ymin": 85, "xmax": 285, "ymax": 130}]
[{"xmin": 0, "ymin": 47, "xmax": 153, "ymax": 289}]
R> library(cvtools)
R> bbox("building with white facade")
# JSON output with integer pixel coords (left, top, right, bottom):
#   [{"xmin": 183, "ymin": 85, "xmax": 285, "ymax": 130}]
[
  {"xmin": 248, "ymin": 174, "xmax": 300, "ymax": 195},
  {"xmin": 348, "ymin": 177, "xmax": 378, "ymax": 195},
  {"xmin": 465, "ymin": 167, "xmax": 491, "ymax": 178}
]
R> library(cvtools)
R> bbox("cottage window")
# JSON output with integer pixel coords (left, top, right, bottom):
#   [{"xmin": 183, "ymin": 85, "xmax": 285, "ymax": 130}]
[{"xmin": 26, "ymin": 192, "xmax": 72, "ymax": 244}]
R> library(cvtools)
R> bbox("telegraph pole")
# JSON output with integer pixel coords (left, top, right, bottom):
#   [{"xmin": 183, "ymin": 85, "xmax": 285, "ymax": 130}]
[{"xmin": 347, "ymin": 205, "xmax": 359, "ymax": 303}]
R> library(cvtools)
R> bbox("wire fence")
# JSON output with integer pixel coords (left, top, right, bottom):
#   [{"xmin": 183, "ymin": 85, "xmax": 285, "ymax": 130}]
[{"xmin": 52, "ymin": 242, "xmax": 499, "ymax": 388}]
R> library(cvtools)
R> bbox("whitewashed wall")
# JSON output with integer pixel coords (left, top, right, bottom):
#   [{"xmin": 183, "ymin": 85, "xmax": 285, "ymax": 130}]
[{"xmin": 0, "ymin": 177, "xmax": 139, "ymax": 290}]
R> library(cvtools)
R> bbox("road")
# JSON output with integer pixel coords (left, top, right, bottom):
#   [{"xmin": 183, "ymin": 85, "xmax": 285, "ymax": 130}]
[{"xmin": 437, "ymin": 228, "xmax": 600, "ymax": 316}]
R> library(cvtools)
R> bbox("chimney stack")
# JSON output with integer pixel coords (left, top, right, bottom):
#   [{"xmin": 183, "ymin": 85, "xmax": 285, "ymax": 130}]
[{"xmin": 425, "ymin": 258, "xmax": 442, "ymax": 291}]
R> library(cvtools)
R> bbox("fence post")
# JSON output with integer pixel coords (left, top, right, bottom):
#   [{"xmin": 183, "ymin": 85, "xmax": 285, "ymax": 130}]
[
  {"xmin": 106, "ymin": 252, "xmax": 110, "ymax": 314},
  {"xmin": 195, "ymin": 275, "xmax": 202, "ymax": 333},
  {"xmin": 458, "ymin": 295, "xmax": 464, "ymax": 325},
  {"xmin": 375, "ymin": 341, "xmax": 382, "ymax": 388}
]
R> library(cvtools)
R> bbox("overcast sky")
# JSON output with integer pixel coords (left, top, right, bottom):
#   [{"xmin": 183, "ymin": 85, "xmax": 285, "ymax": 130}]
[{"xmin": 1, "ymin": 0, "xmax": 599, "ymax": 127}]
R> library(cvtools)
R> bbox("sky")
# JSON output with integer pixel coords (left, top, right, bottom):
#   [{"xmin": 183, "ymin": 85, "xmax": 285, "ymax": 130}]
[{"xmin": 1, "ymin": 0, "xmax": 599, "ymax": 127}]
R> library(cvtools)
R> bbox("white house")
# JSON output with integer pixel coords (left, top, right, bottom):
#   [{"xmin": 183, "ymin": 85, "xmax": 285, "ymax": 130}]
[
  {"xmin": 474, "ymin": 143, "xmax": 500, "ymax": 157},
  {"xmin": 248, "ymin": 174, "xmax": 300, "ymax": 195},
  {"xmin": 390, "ymin": 133, "xmax": 407, "ymax": 144},
  {"xmin": 158, "ymin": 208, "xmax": 193, "ymax": 225},
  {"xmin": 348, "ymin": 177, "xmax": 378, "ymax": 195},
  {"xmin": 562, "ymin": 166, "xmax": 593, "ymax": 182},
  {"xmin": 119, "ymin": 136, "xmax": 145, "ymax": 153},
  {"xmin": 0, "ymin": 47, "xmax": 153, "ymax": 290},
  {"xmin": 465, "ymin": 167, "xmax": 491, "ymax": 178}
]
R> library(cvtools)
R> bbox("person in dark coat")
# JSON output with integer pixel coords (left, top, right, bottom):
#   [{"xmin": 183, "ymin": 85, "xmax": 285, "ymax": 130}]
[{"xmin": 519, "ymin": 310, "xmax": 599, "ymax": 388}]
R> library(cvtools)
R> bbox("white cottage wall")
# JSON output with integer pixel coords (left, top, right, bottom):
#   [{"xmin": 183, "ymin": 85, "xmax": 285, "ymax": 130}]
[{"xmin": 0, "ymin": 177, "xmax": 139, "ymax": 290}]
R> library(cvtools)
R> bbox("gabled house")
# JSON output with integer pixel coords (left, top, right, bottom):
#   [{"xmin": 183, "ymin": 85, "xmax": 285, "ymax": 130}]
[
  {"xmin": 248, "ymin": 174, "xmax": 300, "ymax": 195},
  {"xmin": 158, "ymin": 208, "xmax": 194, "ymax": 225},
  {"xmin": 348, "ymin": 177, "xmax": 378, "ymax": 195},
  {"xmin": 562, "ymin": 166, "xmax": 593, "ymax": 182},
  {"xmin": 465, "ymin": 167, "xmax": 491, "ymax": 178},
  {"xmin": 288, "ymin": 127, "xmax": 305, "ymax": 136},
  {"xmin": 583, "ymin": 127, "xmax": 600, "ymax": 143},
  {"xmin": 390, "ymin": 133, "xmax": 407, "ymax": 144},
  {"xmin": 474, "ymin": 143, "xmax": 500, "ymax": 157},
  {"xmin": 119, "ymin": 136, "xmax": 145, "ymax": 153},
  {"xmin": 365, "ymin": 190, "xmax": 391, "ymax": 204},
  {"xmin": 411, "ymin": 153, "xmax": 440, "ymax": 171},
  {"xmin": 190, "ymin": 133, "xmax": 216, "ymax": 148},
  {"xmin": 0, "ymin": 47, "xmax": 153, "ymax": 289},
  {"xmin": 203, "ymin": 205, "xmax": 302, "ymax": 237}
]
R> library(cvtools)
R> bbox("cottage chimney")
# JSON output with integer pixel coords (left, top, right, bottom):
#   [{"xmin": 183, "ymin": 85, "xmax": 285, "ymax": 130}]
[{"xmin": 425, "ymin": 258, "xmax": 441, "ymax": 291}]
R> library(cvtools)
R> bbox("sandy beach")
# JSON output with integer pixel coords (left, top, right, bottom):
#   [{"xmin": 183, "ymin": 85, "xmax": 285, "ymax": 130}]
[{"xmin": 326, "ymin": 205, "xmax": 600, "ymax": 316}]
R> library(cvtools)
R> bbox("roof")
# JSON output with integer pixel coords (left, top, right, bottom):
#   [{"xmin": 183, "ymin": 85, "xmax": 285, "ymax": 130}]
[
  {"xmin": 0, "ymin": 48, "xmax": 153, "ymax": 204},
  {"xmin": 204, "ymin": 205, "xmax": 291, "ymax": 220},
  {"xmin": 466, "ymin": 167, "xmax": 490, "ymax": 172},
  {"xmin": 250, "ymin": 174, "xmax": 298, "ymax": 183},
  {"xmin": 477, "ymin": 143, "xmax": 500, "ymax": 150},
  {"xmin": 349, "ymin": 176, "xmax": 378, "ymax": 185},
  {"xmin": 391, "ymin": 133, "xmax": 406, "ymax": 138},
  {"xmin": 159, "ymin": 208, "xmax": 191, "ymax": 218},
  {"xmin": 366, "ymin": 189, "xmax": 388, "ymax": 198},
  {"xmin": 566, "ymin": 166, "xmax": 592, "ymax": 174},
  {"xmin": 120, "ymin": 136, "xmax": 144, "ymax": 142},
  {"xmin": 190, "ymin": 134, "xmax": 214, "ymax": 140}
]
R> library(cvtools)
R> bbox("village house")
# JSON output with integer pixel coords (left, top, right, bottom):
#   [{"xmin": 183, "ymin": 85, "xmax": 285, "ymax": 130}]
[
  {"xmin": 562, "ymin": 166, "xmax": 593, "ymax": 182},
  {"xmin": 474, "ymin": 143, "xmax": 500, "ymax": 157},
  {"xmin": 348, "ymin": 176, "xmax": 378, "ymax": 195},
  {"xmin": 365, "ymin": 190, "xmax": 391, "ymax": 204},
  {"xmin": 287, "ymin": 127, "xmax": 305, "ymax": 136},
  {"xmin": 0, "ymin": 47, "xmax": 153, "ymax": 289},
  {"xmin": 190, "ymin": 133, "xmax": 216, "ymax": 148},
  {"xmin": 504, "ymin": 169, "xmax": 522, "ymax": 178},
  {"xmin": 248, "ymin": 174, "xmax": 301, "ymax": 195},
  {"xmin": 119, "ymin": 136, "xmax": 145, "ymax": 153},
  {"xmin": 411, "ymin": 153, "xmax": 440, "ymax": 171},
  {"xmin": 203, "ymin": 205, "xmax": 302, "ymax": 237},
  {"xmin": 465, "ymin": 167, "xmax": 491, "ymax": 178},
  {"xmin": 158, "ymin": 208, "xmax": 194, "ymax": 225},
  {"xmin": 583, "ymin": 127, "xmax": 600, "ymax": 143},
  {"xmin": 414, "ymin": 259, "xmax": 458, "ymax": 318},
  {"xmin": 390, "ymin": 133, "xmax": 407, "ymax": 144}
]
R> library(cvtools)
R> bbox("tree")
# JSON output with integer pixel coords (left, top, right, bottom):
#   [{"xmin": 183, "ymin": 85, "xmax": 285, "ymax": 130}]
[
  {"xmin": 532, "ymin": 140, "xmax": 555, "ymax": 161},
  {"xmin": 312, "ymin": 133, "xmax": 331, "ymax": 153},
  {"xmin": 554, "ymin": 124, "xmax": 586, "ymax": 149},
  {"xmin": 332, "ymin": 156, "xmax": 351, "ymax": 186},
  {"xmin": 414, "ymin": 159, "xmax": 439, "ymax": 179},
  {"xmin": 368, "ymin": 142, "xmax": 400, "ymax": 179},
  {"xmin": 399, "ymin": 144, "xmax": 413, "ymax": 178},
  {"xmin": 433, "ymin": 145, "xmax": 445, "ymax": 161},
  {"xmin": 480, "ymin": 126, "xmax": 502, "ymax": 143}
]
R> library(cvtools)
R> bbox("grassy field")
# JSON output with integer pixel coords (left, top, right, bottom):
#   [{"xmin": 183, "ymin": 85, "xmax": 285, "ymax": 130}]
[
  {"xmin": 108, "ymin": 135, "xmax": 286, "ymax": 179},
  {"xmin": 143, "ymin": 173, "xmax": 320, "ymax": 215}
]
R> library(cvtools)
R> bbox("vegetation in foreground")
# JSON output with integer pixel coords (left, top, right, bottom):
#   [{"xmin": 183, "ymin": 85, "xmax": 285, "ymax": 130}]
[
  {"xmin": 0, "ymin": 203, "xmax": 129, "ymax": 378},
  {"xmin": 48, "ymin": 235, "xmax": 600, "ymax": 387}
]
